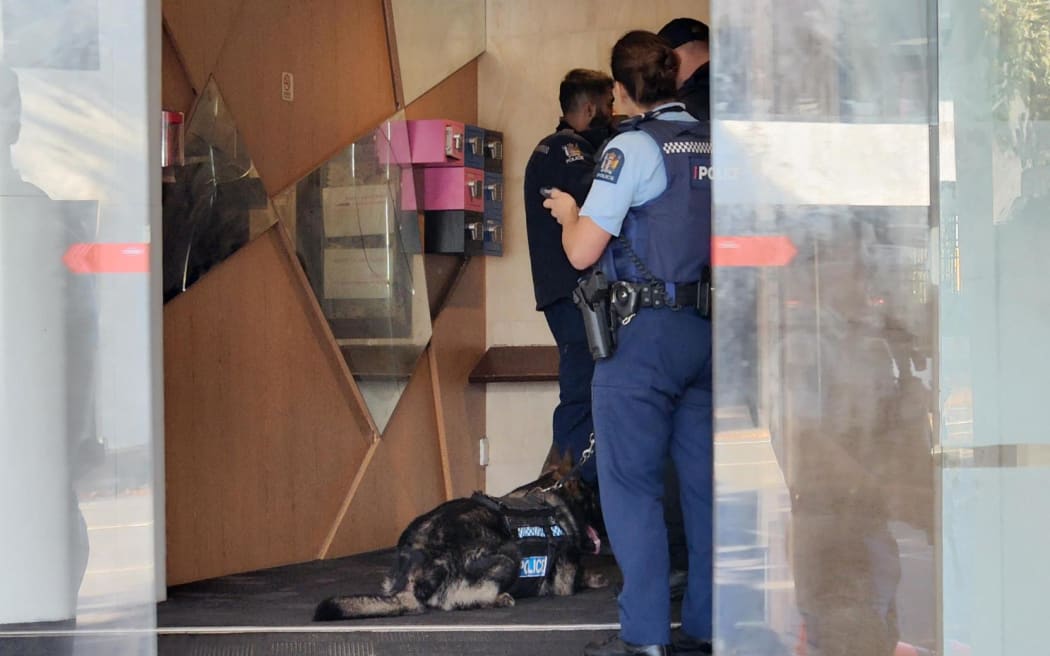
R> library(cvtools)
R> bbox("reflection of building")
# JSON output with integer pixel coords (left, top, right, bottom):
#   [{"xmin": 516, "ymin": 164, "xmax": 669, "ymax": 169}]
[{"xmin": 713, "ymin": 1, "xmax": 1050, "ymax": 655}]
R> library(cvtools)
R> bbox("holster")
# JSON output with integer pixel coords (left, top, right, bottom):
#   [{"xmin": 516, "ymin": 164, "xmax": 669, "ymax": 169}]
[{"xmin": 572, "ymin": 270, "xmax": 616, "ymax": 361}]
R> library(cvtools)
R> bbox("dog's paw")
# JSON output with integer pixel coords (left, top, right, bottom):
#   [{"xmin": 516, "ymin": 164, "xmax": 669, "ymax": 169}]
[
  {"xmin": 495, "ymin": 592, "xmax": 515, "ymax": 608},
  {"xmin": 583, "ymin": 571, "xmax": 609, "ymax": 589}
]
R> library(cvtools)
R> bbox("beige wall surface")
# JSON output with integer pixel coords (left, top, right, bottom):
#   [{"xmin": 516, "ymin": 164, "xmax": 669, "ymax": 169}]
[
  {"xmin": 479, "ymin": 0, "xmax": 709, "ymax": 493},
  {"xmin": 391, "ymin": 0, "xmax": 486, "ymax": 105}
]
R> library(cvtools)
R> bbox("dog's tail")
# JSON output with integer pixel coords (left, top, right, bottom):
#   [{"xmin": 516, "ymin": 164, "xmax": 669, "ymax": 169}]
[{"xmin": 314, "ymin": 590, "xmax": 422, "ymax": 621}]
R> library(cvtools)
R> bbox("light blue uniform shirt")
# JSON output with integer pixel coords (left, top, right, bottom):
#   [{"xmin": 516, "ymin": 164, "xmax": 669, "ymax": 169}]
[{"xmin": 580, "ymin": 103, "xmax": 697, "ymax": 237}]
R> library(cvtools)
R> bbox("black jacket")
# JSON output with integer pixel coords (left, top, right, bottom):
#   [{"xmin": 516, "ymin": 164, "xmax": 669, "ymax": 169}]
[
  {"xmin": 679, "ymin": 62, "xmax": 710, "ymax": 121},
  {"xmin": 523, "ymin": 122, "xmax": 610, "ymax": 309}
]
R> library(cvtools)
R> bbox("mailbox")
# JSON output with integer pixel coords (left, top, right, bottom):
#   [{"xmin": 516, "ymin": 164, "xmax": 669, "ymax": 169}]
[{"xmin": 407, "ymin": 119, "xmax": 466, "ymax": 166}]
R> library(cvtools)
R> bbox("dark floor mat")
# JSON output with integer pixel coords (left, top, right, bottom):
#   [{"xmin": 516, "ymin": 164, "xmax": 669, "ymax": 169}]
[{"xmin": 158, "ymin": 550, "xmax": 624, "ymax": 629}]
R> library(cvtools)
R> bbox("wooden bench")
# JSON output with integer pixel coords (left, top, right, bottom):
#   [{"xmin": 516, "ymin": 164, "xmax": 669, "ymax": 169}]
[{"xmin": 468, "ymin": 345, "xmax": 560, "ymax": 383}]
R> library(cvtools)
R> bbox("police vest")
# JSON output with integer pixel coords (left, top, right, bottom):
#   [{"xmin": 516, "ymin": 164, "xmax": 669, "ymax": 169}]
[
  {"xmin": 598, "ymin": 112, "xmax": 712, "ymax": 287},
  {"xmin": 471, "ymin": 492, "xmax": 575, "ymax": 598}
]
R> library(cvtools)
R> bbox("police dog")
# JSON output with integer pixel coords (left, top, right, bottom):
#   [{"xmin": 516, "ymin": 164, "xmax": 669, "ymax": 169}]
[{"xmin": 313, "ymin": 459, "xmax": 606, "ymax": 620}]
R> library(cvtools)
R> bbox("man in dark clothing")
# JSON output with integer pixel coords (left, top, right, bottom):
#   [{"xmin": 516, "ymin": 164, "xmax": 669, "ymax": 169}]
[
  {"xmin": 524, "ymin": 69, "xmax": 614, "ymax": 484},
  {"xmin": 646, "ymin": 19, "xmax": 714, "ymax": 594},
  {"xmin": 658, "ymin": 18, "xmax": 710, "ymax": 120}
]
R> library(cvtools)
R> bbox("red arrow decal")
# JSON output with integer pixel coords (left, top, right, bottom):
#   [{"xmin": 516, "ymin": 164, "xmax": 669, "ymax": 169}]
[
  {"xmin": 62, "ymin": 243, "xmax": 150, "ymax": 274},
  {"xmin": 712, "ymin": 235, "xmax": 797, "ymax": 267}
]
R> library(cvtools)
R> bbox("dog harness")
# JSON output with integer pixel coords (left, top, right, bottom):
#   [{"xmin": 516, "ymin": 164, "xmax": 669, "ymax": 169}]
[{"xmin": 470, "ymin": 492, "xmax": 575, "ymax": 597}]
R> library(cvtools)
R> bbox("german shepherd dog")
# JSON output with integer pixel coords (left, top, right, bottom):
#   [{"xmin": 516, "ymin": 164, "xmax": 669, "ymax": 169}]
[{"xmin": 314, "ymin": 462, "xmax": 607, "ymax": 620}]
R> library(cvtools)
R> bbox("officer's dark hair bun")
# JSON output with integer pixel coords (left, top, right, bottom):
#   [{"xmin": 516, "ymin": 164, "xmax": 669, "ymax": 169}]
[{"xmin": 611, "ymin": 30, "xmax": 680, "ymax": 107}]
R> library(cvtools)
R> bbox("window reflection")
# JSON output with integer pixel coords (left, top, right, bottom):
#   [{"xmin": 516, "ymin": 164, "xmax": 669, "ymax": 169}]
[
  {"xmin": 273, "ymin": 113, "xmax": 431, "ymax": 434},
  {"xmin": 713, "ymin": 1, "xmax": 938, "ymax": 654},
  {"xmin": 162, "ymin": 80, "xmax": 276, "ymax": 301}
]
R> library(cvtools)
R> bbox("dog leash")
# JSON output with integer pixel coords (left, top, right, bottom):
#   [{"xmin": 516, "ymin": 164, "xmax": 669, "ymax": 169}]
[{"xmin": 541, "ymin": 433, "xmax": 596, "ymax": 493}]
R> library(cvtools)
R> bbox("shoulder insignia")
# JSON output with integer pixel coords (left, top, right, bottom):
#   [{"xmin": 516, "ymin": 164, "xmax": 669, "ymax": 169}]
[
  {"xmin": 595, "ymin": 148, "xmax": 625, "ymax": 184},
  {"xmin": 563, "ymin": 142, "xmax": 585, "ymax": 163}
]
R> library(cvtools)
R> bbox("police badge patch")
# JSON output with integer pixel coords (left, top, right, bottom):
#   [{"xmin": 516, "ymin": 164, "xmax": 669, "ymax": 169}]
[
  {"xmin": 519, "ymin": 556, "xmax": 548, "ymax": 579},
  {"xmin": 563, "ymin": 142, "xmax": 584, "ymax": 163},
  {"xmin": 596, "ymin": 148, "xmax": 625, "ymax": 183}
]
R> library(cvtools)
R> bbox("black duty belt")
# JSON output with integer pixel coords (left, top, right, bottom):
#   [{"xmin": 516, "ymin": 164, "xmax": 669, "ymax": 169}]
[{"xmin": 611, "ymin": 278, "xmax": 712, "ymax": 320}]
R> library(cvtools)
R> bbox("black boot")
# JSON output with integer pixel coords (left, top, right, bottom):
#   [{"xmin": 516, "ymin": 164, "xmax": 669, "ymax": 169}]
[
  {"xmin": 584, "ymin": 634, "xmax": 668, "ymax": 656},
  {"xmin": 671, "ymin": 628, "xmax": 712, "ymax": 654}
]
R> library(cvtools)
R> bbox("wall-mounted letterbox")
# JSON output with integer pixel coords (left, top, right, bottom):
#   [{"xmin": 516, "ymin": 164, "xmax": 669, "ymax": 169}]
[
  {"xmin": 483, "ymin": 218, "xmax": 503, "ymax": 256},
  {"xmin": 484, "ymin": 129, "xmax": 503, "ymax": 173},
  {"xmin": 407, "ymin": 119, "xmax": 466, "ymax": 166},
  {"xmin": 400, "ymin": 167, "xmax": 484, "ymax": 213},
  {"xmin": 464, "ymin": 125, "xmax": 486, "ymax": 170},
  {"xmin": 421, "ymin": 167, "xmax": 485, "ymax": 212},
  {"xmin": 424, "ymin": 210, "xmax": 484, "ymax": 255},
  {"xmin": 483, "ymin": 171, "xmax": 503, "ymax": 220}
]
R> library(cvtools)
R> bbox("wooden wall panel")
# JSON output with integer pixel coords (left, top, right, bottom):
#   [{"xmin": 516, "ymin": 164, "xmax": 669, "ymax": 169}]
[
  {"xmin": 404, "ymin": 59, "xmax": 479, "ymax": 124},
  {"xmin": 164, "ymin": 226, "xmax": 375, "ymax": 584},
  {"xmin": 405, "ymin": 55, "xmax": 485, "ymax": 498},
  {"xmin": 430, "ymin": 256, "xmax": 486, "ymax": 498},
  {"xmin": 162, "ymin": 0, "xmax": 245, "ymax": 93},
  {"xmin": 162, "ymin": 24, "xmax": 196, "ymax": 114},
  {"xmin": 162, "ymin": 1, "xmax": 485, "ymax": 582},
  {"xmin": 325, "ymin": 354, "xmax": 447, "ymax": 557},
  {"xmin": 213, "ymin": 0, "xmax": 397, "ymax": 196}
]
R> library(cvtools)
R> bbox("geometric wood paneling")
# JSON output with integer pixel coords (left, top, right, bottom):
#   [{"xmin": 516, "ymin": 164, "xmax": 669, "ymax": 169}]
[
  {"xmin": 162, "ymin": 1, "xmax": 484, "ymax": 584},
  {"xmin": 315, "ymin": 52, "xmax": 488, "ymax": 554},
  {"xmin": 162, "ymin": 0, "xmax": 246, "ymax": 93},
  {"xmin": 213, "ymin": 0, "xmax": 397, "ymax": 196},
  {"xmin": 164, "ymin": 226, "xmax": 374, "ymax": 584},
  {"xmin": 429, "ymin": 256, "xmax": 487, "ymax": 498},
  {"xmin": 162, "ymin": 24, "xmax": 196, "ymax": 114},
  {"xmin": 407, "ymin": 56, "xmax": 485, "ymax": 498},
  {"xmin": 323, "ymin": 353, "xmax": 447, "ymax": 558},
  {"xmin": 405, "ymin": 58, "xmax": 479, "ymax": 124}
]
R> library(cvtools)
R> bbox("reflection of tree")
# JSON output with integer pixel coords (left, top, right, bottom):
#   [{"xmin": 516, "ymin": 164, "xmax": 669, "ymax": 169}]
[{"xmin": 984, "ymin": 0, "xmax": 1050, "ymax": 167}]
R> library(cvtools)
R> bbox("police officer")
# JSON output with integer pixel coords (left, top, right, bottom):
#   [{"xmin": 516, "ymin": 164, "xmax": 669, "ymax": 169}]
[
  {"xmin": 657, "ymin": 18, "xmax": 710, "ymax": 121},
  {"xmin": 656, "ymin": 16, "xmax": 711, "ymax": 594},
  {"xmin": 524, "ymin": 69, "xmax": 615, "ymax": 485},
  {"xmin": 545, "ymin": 31, "xmax": 713, "ymax": 656}
]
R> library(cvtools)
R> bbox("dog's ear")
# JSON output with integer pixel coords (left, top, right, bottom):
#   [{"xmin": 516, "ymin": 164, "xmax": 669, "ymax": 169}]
[
  {"xmin": 540, "ymin": 445, "xmax": 574, "ymax": 478},
  {"xmin": 556, "ymin": 449, "xmax": 575, "ymax": 477},
  {"xmin": 539, "ymin": 444, "xmax": 557, "ymax": 475}
]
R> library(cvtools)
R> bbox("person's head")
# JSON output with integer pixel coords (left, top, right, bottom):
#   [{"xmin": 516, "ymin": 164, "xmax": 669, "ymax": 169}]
[
  {"xmin": 558, "ymin": 68, "xmax": 615, "ymax": 132},
  {"xmin": 657, "ymin": 18, "xmax": 710, "ymax": 88},
  {"xmin": 0, "ymin": 63, "xmax": 22, "ymax": 146},
  {"xmin": 609, "ymin": 30, "xmax": 679, "ymax": 115}
]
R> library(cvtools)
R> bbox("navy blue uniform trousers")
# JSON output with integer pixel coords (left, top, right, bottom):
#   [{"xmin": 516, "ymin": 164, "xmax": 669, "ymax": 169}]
[
  {"xmin": 592, "ymin": 307, "xmax": 713, "ymax": 645},
  {"xmin": 543, "ymin": 297, "xmax": 597, "ymax": 482}
]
